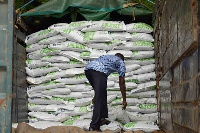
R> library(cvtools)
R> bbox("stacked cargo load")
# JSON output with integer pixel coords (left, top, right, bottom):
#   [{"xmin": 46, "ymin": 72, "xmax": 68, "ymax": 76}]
[{"xmin": 25, "ymin": 21, "xmax": 159, "ymax": 132}]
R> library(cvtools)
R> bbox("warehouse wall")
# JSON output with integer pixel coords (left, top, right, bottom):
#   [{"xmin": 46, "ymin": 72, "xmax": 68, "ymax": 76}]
[{"xmin": 154, "ymin": 0, "xmax": 199, "ymax": 133}]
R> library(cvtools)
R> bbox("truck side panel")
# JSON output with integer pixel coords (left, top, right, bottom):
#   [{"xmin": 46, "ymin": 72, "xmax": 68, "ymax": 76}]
[
  {"xmin": 0, "ymin": 0, "xmax": 14, "ymax": 132},
  {"xmin": 154, "ymin": 0, "xmax": 199, "ymax": 132}
]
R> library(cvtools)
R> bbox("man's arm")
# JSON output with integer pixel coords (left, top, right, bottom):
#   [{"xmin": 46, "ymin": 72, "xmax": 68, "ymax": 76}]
[{"xmin": 119, "ymin": 76, "xmax": 127, "ymax": 109}]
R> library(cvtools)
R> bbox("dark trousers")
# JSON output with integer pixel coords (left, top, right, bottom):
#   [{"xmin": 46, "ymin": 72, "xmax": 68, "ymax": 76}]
[{"xmin": 85, "ymin": 69, "xmax": 108, "ymax": 129}]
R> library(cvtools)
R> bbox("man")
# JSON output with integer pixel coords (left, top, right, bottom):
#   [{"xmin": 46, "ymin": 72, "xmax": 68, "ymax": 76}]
[{"xmin": 85, "ymin": 53, "xmax": 127, "ymax": 131}]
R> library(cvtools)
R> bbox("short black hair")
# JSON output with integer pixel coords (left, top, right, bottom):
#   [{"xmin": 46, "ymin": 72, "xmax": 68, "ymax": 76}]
[{"xmin": 115, "ymin": 53, "xmax": 124, "ymax": 61}]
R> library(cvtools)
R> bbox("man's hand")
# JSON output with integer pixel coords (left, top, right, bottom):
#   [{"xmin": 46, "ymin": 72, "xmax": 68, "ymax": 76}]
[{"xmin": 122, "ymin": 100, "xmax": 127, "ymax": 110}]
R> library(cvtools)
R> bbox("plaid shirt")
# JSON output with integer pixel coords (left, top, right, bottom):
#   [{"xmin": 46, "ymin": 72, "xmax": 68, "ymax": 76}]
[{"xmin": 85, "ymin": 55, "xmax": 126, "ymax": 77}]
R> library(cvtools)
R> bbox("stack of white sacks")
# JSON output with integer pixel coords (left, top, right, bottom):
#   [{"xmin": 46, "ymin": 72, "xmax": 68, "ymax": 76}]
[{"xmin": 25, "ymin": 21, "xmax": 159, "ymax": 132}]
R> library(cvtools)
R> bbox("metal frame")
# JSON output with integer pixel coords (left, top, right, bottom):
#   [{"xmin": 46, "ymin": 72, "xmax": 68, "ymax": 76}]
[{"xmin": 0, "ymin": 0, "xmax": 14, "ymax": 132}]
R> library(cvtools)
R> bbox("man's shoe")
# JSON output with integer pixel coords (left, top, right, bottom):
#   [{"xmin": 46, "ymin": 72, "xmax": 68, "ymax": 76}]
[{"xmin": 100, "ymin": 119, "xmax": 111, "ymax": 126}]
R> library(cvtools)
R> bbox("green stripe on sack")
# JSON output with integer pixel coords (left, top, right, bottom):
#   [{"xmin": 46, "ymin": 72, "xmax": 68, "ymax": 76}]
[
  {"xmin": 133, "ymin": 41, "xmax": 154, "ymax": 47},
  {"xmin": 38, "ymin": 29, "xmax": 54, "ymax": 36},
  {"xmin": 26, "ymin": 59, "xmax": 32, "ymax": 64},
  {"xmin": 67, "ymin": 43, "xmax": 85, "ymax": 49},
  {"xmin": 102, "ymin": 23, "xmax": 121, "ymax": 29},
  {"xmin": 81, "ymin": 51, "xmax": 91, "ymax": 56},
  {"xmin": 126, "ymin": 79, "xmax": 138, "ymax": 83},
  {"xmin": 139, "ymin": 104, "xmax": 157, "ymax": 109},
  {"xmin": 84, "ymin": 32, "xmax": 95, "ymax": 41},
  {"xmin": 44, "ymin": 81, "xmax": 57, "ymax": 86},
  {"xmin": 124, "ymin": 122, "xmax": 136, "ymax": 128},
  {"xmin": 69, "ymin": 22, "xmax": 86, "ymax": 28},
  {"xmin": 133, "ymin": 23, "xmax": 153, "ymax": 31}
]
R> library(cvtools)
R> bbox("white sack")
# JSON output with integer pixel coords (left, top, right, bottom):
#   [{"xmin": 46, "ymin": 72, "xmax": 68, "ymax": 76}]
[
  {"xmin": 26, "ymin": 59, "xmax": 49, "ymax": 69},
  {"xmin": 131, "ymin": 81, "xmax": 156, "ymax": 93},
  {"xmin": 130, "ymin": 33, "xmax": 154, "ymax": 42},
  {"xmin": 26, "ymin": 43, "xmax": 47, "ymax": 53},
  {"xmin": 131, "ymin": 51, "xmax": 154, "ymax": 60},
  {"xmin": 83, "ymin": 31, "xmax": 112, "ymax": 43},
  {"xmin": 116, "ymin": 41, "xmax": 154, "ymax": 51},
  {"xmin": 127, "ymin": 90, "xmax": 156, "ymax": 98},
  {"xmin": 68, "ymin": 21, "xmax": 92, "ymax": 30},
  {"xmin": 25, "ymin": 29, "xmax": 59, "ymax": 44},
  {"xmin": 82, "ymin": 21, "xmax": 126, "ymax": 32},
  {"xmin": 131, "ymin": 64, "xmax": 155, "ymax": 75},
  {"xmin": 114, "ymin": 106, "xmax": 130, "ymax": 124},
  {"xmin": 48, "ymin": 41, "xmax": 87, "ymax": 52},
  {"xmin": 125, "ymin": 58, "xmax": 155, "ymax": 66},
  {"xmin": 127, "ymin": 112, "xmax": 158, "ymax": 122},
  {"xmin": 48, "ymin": 23, "xmax": 69, "ymax": 30},
  {"xmin": 126, "ymin": 104, "xmax": 157, "ymax": 114},
  {"xmin": 126, "ymin": 23, "xmax": 153, "ymax": 33},
  {"xmin": 27, "ymin": 81, "xmax": 65, "ymax": 93},
  {"xmin": 25, "ymin": 66, "xmax": 59, "ymax": 77},
  {"xmin": 59, "ymin": 29, "xmax": 84, "ymax": 43},
  {"xmin": 42, "ymin": 88, "xmax": 71, "ymax": 95},
  {"xmin": 110, "ymin": 32, "xmax": 132, "ymax": 41},
  {"xmin": 38, "ymin": 35, "xmax": 66, "ymax": 45},
  {"xmin": 123, "ymin": 121, "xmax": 159, "ymax": 132},
  {"xmin": 28, "ymin": 111, "xmax": 70, "ymax": 122},
  {"xmin": 27, "ymin": 48, "xmax": 60, "ymax": 60},
  {"xmin": 41, "ymin": 55, "xmax": 70, "ymax": 63},
  {"xmin": 87, "ymin": 40, "xmax": 122, "ymax": 50}
]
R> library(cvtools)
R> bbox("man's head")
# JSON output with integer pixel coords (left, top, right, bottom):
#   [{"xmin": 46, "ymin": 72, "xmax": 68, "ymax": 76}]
[{"xmin": 115, "ymin": 53, "xmax": 124, "ymax": 61}]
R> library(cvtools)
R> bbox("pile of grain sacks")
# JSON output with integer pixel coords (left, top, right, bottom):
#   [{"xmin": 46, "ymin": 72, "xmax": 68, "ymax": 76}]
[{"xmin": 25, "ymin": 21, "xmax": 159, "ymax": 132}]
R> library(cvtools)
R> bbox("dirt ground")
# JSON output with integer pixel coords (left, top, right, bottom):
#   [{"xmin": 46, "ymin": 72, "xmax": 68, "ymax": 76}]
[{"xmin": 12, "ymin": 123, "xmax": 165, "ymax": 133}]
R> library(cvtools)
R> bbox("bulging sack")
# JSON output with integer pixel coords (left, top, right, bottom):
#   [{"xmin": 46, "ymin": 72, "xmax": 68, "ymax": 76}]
[
  {"xmin": 127, "ymin": 90, "xmax": 156, "ymax": 98},
  {"xmin": 128, "ymin": 72, "xmax": 156, "ymax": 83},
  {"xmin": 48, "ymin": 41, "xmax": 87, "ymax": 52},
  {"xmin": 25, "ymin": 29, "xmax": 59, "ymax": 45},
  {"xmin": 110, "ymin": 32, "xmax": 132, "ymax": 41},
  {"xmin": 27, "ymin": 81, "xmax": 65, "ymax": 93},
  {"xmin": 131, "ymin": 51, "xmax": 154, "ymax": 60},
  {"xmin": 38, "ymin": 35, "xmax": 66, "ymax": 45},
  {"xmin": 42, "ymin": 88, "xmax": 71, "ymax": 95},
  {"xmin": 126, "ymin": 104, "xmax": 157, "ymax": 114},
  {"xmin": 59, "ymin": 29, "xmax": 84, "ymax": 43},
  {"xmin": 55, "ymin": 74, "xmax": 87, "ymax": 84},
  {"xmin": 131, "ymin": 64, "xmax": 155, "ymax": 75},
  {"xmin": 131, "ymin": 81, "xmax": 156, "ymax": 93},
  {"xmin": 83, "ymin": 31, "xmax": 112, "ymax": 43},
  {"xmin": 48, "ymin": 23, "xmax": 69, "ymax": 30},
  {"xmin": 126, "ymin": 23, "xmax": 153, "ymax": 33},
  {"xmin": 65, "ymin": 84, "xmax": 92, "ymax": 92},
  {"xmin": 25, "ymin": 66, "xmax": 59, "ymax": 77},
  {"xmin": 123, "ymin": 121, "xmax": 159, "ymax": 132},
  {"xmin": 26, "ymin": 43, "xmax": 47, "ymax": 53},
  {"xmin": 27, "ymin": 48, "xmax": 60, "ymax": 60},
  {"xmin": 126, "ymin": 64, "xmax": 141, "ymax": 72},
  {"xmin": 130, "ymin": 33, "xmax": 154, "ymax": 42},
  {"xmin": 41, "ymin": 55, "xmax": 70, "ymax": 63},
  {"xmin": 26, "ymin": 59, "xmax": 49, "ymax": 69},
  {"xmin": 86, "ymin": 39, "xmax": 122, "ymax": 50},
  {"xmin": 80, "ymin": 49, "xmax": 106, "ymax": 60},
  {"xmin": 114, "ymin": 106, "xmax": 130, "ymax": 124},
  {"xmin": 68, "ymin": 21, "xmax": 92, "ymax": 30},
  {"xmin": 116, "ymin": 41, "xmax": 154, "ymax": 51},
  {"xmin": 49, "ymin": 61, "xmax": 86, "ymax": 69},
  {"xmin": 81, "ymin": 21, "xmax": 126, "ymax": 32},
  {"xmin": 60, "ymin": 51, "xmax": 84, "ymax": 63},
  {"xmin": 127, "ymin": 112, "xmax": 158, "ymax": 122},
  {"xmin": 125, "ymin": 58, "xmax": 155, "ymax": 66},
  {"xmin": 28, "ymin": 111, "xmax": 70, "ymax": 122}
]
